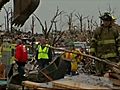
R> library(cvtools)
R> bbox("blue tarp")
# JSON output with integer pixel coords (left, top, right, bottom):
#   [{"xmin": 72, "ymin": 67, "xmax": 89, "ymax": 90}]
[{"xmin": 0, "ymin": 80, "xmax": 7, "ymax": 86}]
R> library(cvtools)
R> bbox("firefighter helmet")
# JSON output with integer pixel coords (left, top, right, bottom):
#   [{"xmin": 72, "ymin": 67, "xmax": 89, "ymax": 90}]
[{"xmin": 100, "ymin": 12, "xmax": 112, "ymax": 21}]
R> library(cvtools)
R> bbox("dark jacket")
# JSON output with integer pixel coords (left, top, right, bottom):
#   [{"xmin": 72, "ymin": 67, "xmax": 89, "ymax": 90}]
[{"xmin": 90, "ymin": 26, "xmax": 120, "ymax": 59}]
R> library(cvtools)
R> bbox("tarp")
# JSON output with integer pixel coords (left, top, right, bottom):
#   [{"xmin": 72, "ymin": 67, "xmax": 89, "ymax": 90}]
[{"xmin": 12, "ymin": 0, "xmax": 40, "ymax": 26}]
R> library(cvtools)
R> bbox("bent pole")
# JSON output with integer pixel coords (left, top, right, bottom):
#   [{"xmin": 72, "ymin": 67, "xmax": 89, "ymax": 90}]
[{"xmin": 47, "ymin": 45, "xmax": 120, "ymax": 69}]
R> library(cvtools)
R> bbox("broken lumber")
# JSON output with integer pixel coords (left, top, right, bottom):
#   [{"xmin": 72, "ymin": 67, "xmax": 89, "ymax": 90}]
[
  {"xmin": 109, "ymin": 73, "xmax": 120, "ymax": 80},
  {"xmin": 22, "ymin": 81, "xmax": 58, "ymax": 90},
  {"xmin": 52, "ymin": 80, "xmax": 109, "ymax": 89},
  {"xmin": 22, "ymin": 81, "xmax": 43, "ymax": 89},
  {"xmin": 48, "ymin": 46, "xmax": 120, "ymax": 69},
  {"xmin": 110, "ymin": 78, "xmax": 120, "ymax": 86}
]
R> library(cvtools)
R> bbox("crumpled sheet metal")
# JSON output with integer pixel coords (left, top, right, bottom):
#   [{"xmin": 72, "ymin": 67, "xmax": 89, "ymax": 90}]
[
  {"xmin": 12, "ymin": 0, "xmax": 40, "ymax": 27},
  {"xmin": 0, "ymin": 0, "xmax": 10, "ymax": 10}
]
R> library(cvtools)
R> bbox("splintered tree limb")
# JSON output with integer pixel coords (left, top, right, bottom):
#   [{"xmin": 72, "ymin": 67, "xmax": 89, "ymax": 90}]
[
  {"xmin": 48, "ymin": 46, "xmax": 120, "ymax": 70},
  {"xmin": 39, "ymin": 70, "xmax": 53, "ymax": 81},
  {"xmin": 33, "ymin": 14, "xmax": 45, "ymax": 34},
  {"xmin": 48, "ymin": 7, "xmax": 64, "ymax": 34}
]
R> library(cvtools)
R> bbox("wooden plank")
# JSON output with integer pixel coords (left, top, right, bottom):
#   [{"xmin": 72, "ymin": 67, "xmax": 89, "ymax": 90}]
[
  {"xmin": 22, "ymin": 81, "xmax": 43, "ymax": 89},
  {"xmin": 52, "ymin": 80, "xmax": 109, "ymax": 89},
  {"xmin": 109, "ymin": 73, "xmax": 120, "ymax": 80},
  {"xmin": 22, "ymin": 81, "xmax": 58, "ymax": 90},
  {"xmin": 49, "ymin": 46, "xmax": 120, "ymax": 69},
  {"xmin": 39, "ymin": 70, "xmax": 53, "ymax": 81},
  {"xmin": 110, "ymin": 78, "xmax": 120, "ymax": 86}
]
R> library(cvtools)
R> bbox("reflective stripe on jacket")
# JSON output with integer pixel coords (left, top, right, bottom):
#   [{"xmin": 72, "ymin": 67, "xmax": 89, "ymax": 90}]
[
  {"xmin": 90, "ymin": 26, "xmax": 119, "ymax": 59},
  {"xmin": 65, "ymin": 52, "xmax": 73, "ymax": 61},
  {"xmin": 101, "ymin": 52, "xmax": 117, "ymax": 59}
]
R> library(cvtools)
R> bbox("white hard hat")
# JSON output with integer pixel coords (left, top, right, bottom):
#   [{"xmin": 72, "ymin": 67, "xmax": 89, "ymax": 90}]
[{"xmin": 35, "ymin": 42, "xmax": 39, "ymax": 44}]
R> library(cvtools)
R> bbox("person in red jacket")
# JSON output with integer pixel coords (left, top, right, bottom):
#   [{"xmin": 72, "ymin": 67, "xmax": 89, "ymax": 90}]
[{"xmin": 15, "ymin": 39, "xmax": 28, "ymax": 83}]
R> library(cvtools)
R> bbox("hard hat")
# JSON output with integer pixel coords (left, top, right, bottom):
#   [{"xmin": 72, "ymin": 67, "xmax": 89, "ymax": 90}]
[
  {"xmin": 35, "ymin": 42, "xmax": 39, "ymax": 44},
  {"xmin": 99, "ymin": 12, "xmax": 112, "ymax": 21}
]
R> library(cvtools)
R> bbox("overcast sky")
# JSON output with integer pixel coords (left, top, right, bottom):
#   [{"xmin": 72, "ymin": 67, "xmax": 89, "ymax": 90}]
[{"xmin": 0, "ymin": 0, "xmax": 120, "ymax": 33}]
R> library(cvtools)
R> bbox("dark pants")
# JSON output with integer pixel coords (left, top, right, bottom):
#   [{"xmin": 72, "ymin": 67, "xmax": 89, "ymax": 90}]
[
  {"xmin": 37, "ymin": 59, "xmax": 49, "ymax": 70},
  {"xmin": 95, "ymin": 57, "xmax": 118, "ymax": 75},
  {"xmin": 95, "ymin": 61, "xmax": 108, "ymax": 75},
  {"xmin": 16, "ymin": 61, "xmax": 26, "ymax": 83},
  {"xmin": 66, "ymin": 61, "xmax": 71, "ymax": 75},
  {"xmin": 8, "ymin": 64, "xmax": 14, "ymax": 79}
]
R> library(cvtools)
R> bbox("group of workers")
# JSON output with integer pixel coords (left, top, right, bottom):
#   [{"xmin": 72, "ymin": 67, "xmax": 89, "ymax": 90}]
[
  {"xmin": 0, "ymin": 38, "xmax": 28, "ymax": 83},
  {"xmin": 0, "ymin": 36, "xmax": 81, "ymax": 81},
  {"xmin": 0, "ymin": 11, "xmax": 120, "ymax": 84}
]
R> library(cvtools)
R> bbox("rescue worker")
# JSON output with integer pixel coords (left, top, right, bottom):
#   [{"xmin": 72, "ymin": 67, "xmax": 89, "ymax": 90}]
[
  {"xmin": 36, "ymin": 38, "xmax": 52, "ymax": 70},
  {"xmin": 15, "ymin": 39, "xmax": 28, "ymax": 84},
  {"xmin": 8, "ymin": 41, "xmax": 16, "ymax": 79},
  {"xmin": 90, "ymin": 12, "xmax": 120, "ymax": 76},
  {"xmin": 62, "ymin": 42, "xmax": 80, "ymax": 75},
  {"xmin": 2, "ymin": 39, "xmax": 12, "ymax": 78}
]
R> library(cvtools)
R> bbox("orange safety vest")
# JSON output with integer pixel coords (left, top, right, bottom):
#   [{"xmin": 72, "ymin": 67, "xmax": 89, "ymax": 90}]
[
  {"xmin": 65, "ymin": 52, "xmax": 78, "ymax": 72},
  {"xmin": 65, "ymin": 52, "xmax": 73, "ymax": 61}
]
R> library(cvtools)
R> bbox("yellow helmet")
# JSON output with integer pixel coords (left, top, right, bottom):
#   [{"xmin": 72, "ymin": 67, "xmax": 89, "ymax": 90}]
[{"xmin": 112, "ymin": 16, "xmax": 117, "ymax": 20}]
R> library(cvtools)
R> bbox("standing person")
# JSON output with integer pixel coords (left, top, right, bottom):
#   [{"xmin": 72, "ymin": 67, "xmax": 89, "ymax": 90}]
[
  {"xmin": 36, "ymin": 38, "xmax": 52, "ymax": 70},
  {"xmin": 90, "ymin": 12, "xmax": 120, "ymax": 76},
  {"xmin": 8, "ymin": 41, "xmax": 17, "ymax": 79},
  {"xmin": 15, "ymin": 39, "xmax": 28, "ymax": 83},
  {"xmin": 2, "ymin": 39, "xmax": 12, "ymax": 78},
  {"xmin": 62, "ymin": 42, "xmax": 80, "ymax": 75}
]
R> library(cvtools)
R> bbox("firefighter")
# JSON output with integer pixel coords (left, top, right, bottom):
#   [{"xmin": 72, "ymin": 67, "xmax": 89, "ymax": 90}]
[{"xmin": 90, "ymin": 12, "xmax": 120, "ymax": 76}]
